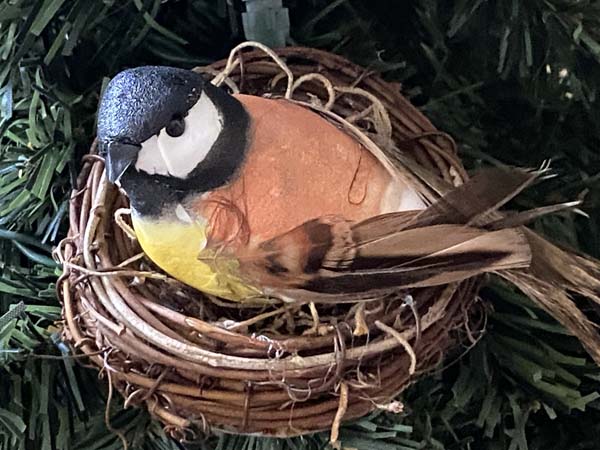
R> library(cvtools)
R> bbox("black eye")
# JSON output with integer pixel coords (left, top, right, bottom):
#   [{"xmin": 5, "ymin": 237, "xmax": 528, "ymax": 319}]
[{"xmin": 165, "ymin": 115, "xmax": 185, "ymax": 137}]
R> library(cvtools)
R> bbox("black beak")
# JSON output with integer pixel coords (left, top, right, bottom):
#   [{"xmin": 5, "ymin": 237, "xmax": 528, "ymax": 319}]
[{"xmin": 104, "ymin": 141, "xmax": 140, "ymax": 183}]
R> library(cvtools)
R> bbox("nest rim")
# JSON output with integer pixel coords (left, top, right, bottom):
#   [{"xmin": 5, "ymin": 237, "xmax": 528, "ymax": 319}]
[{"xmin": 58, "ymin": 42, "xmax": 482, "ymax": 441}]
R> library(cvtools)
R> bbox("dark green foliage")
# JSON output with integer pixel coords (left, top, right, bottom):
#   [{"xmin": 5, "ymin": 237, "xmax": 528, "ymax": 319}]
[{"xmin": 1, "ymin": 1, "xmax": 600, "ymax": 449}]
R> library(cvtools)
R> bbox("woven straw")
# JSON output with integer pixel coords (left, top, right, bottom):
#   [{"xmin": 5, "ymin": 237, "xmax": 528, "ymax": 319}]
[{"xmin": 57, "ymin": 43, "xmax": 482, "ymax": 441}]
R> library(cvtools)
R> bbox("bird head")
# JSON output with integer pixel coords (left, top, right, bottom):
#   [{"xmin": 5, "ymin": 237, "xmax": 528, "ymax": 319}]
[{"xmin": 97, "ymin": 66, "xmax": 249, "ymax": 215}]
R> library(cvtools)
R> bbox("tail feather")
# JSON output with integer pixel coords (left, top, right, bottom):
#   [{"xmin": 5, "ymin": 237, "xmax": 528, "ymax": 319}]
[
  {"xmin": 410, "ymin": 167, "xmax": 541, "ymax": 228},
  {"xmin": 501, "ymin": 268, "xmax": 600, "ymax": 364},
  {"xmin": 524, "ymin": 229, "xmax": 600, "ymax": 303},
  {"xmin": 351, "ymin": 167, "xmax": 542, "ymax": 247},
  {"xmin": 487, "ymin": 201, "xmax": 584, "ymax": 230},
  {"xmin": 497, "ymin": 229, "xmax": 600, "ymax": 364}
]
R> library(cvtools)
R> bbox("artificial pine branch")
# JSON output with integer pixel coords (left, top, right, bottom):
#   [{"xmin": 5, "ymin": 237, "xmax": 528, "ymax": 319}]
[{"xmin": 2, "ymin": 1, "xmax": 600, "ymax": 449}]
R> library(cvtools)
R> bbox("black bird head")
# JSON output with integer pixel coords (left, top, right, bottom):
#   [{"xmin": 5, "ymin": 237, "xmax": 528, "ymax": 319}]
[
  {"xmin": 96, "ymin": 66, "xmax": 249, "ymax": 216},
  {"xmin": 98, "ymin": 66, "xmax": 205, "ymax": 183}
]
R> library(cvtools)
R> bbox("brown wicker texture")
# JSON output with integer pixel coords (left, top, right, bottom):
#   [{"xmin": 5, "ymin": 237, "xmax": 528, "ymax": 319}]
[{"xmin": 58, "ymin": 44, "xmax": 482, "ymax": 441}]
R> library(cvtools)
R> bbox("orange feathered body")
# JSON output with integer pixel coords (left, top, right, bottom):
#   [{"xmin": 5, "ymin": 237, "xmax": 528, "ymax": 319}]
[{"xmin": 196, "ymin": 95, "xmax": 423, "ymax": 249}]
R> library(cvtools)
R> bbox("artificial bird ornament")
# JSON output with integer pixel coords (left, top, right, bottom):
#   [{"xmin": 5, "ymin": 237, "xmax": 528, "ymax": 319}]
[
  {"xmin": 97, "ymin": 66, "xmax": 600, "ymax": 361},
  {"xmin": 96, "ymin": 66, "xmax": 531, "ymax": 301}
]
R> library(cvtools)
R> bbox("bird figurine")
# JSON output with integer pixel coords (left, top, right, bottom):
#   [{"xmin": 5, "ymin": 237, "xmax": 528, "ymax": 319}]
[
  {"xmin": 96, "ymin": 65, "xmax": 600, "ymax": 367},
  {"xmin": 96, "ymin": 66, "xmax": 535, "ymax": 303}
]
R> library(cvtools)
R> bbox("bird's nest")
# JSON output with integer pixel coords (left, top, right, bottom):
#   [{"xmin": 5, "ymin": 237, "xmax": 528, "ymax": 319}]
[{"xmin": 57, "ymin": 43, "xmax": 484, "ymax": 443}]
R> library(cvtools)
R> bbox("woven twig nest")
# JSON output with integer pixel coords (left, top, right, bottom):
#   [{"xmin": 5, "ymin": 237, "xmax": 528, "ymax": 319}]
[{"xmin": 58, "ymin": 44, "xmax": 483, "ymax": 441}]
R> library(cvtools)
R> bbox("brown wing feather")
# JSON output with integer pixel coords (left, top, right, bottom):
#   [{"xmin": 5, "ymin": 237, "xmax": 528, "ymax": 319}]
[
  {"xmin": 408, "ymin": 166, "xmax": 541, "ymax": 228},
  {"xmin": 350, "ymin": 167, "xmax": 541, "ymax": 247},
  {"xmin": 240, "ymin": 220, "xmax": 530, "ymax": 293},
  {"xmin": 237, "ymin": 168, "xmax": 537, "ymax": 298}
]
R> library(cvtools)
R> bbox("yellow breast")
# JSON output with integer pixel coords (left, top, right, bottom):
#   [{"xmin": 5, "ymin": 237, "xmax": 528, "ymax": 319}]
[{"xmin": 131, "ymin": 214, "xmax": 261, "ymax": 301}]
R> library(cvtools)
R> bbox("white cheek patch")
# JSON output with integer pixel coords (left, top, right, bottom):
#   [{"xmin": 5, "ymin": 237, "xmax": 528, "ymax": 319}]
[{"xmin": 135, "ymin": 92, "xmax": 223, "ymax": 179}]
